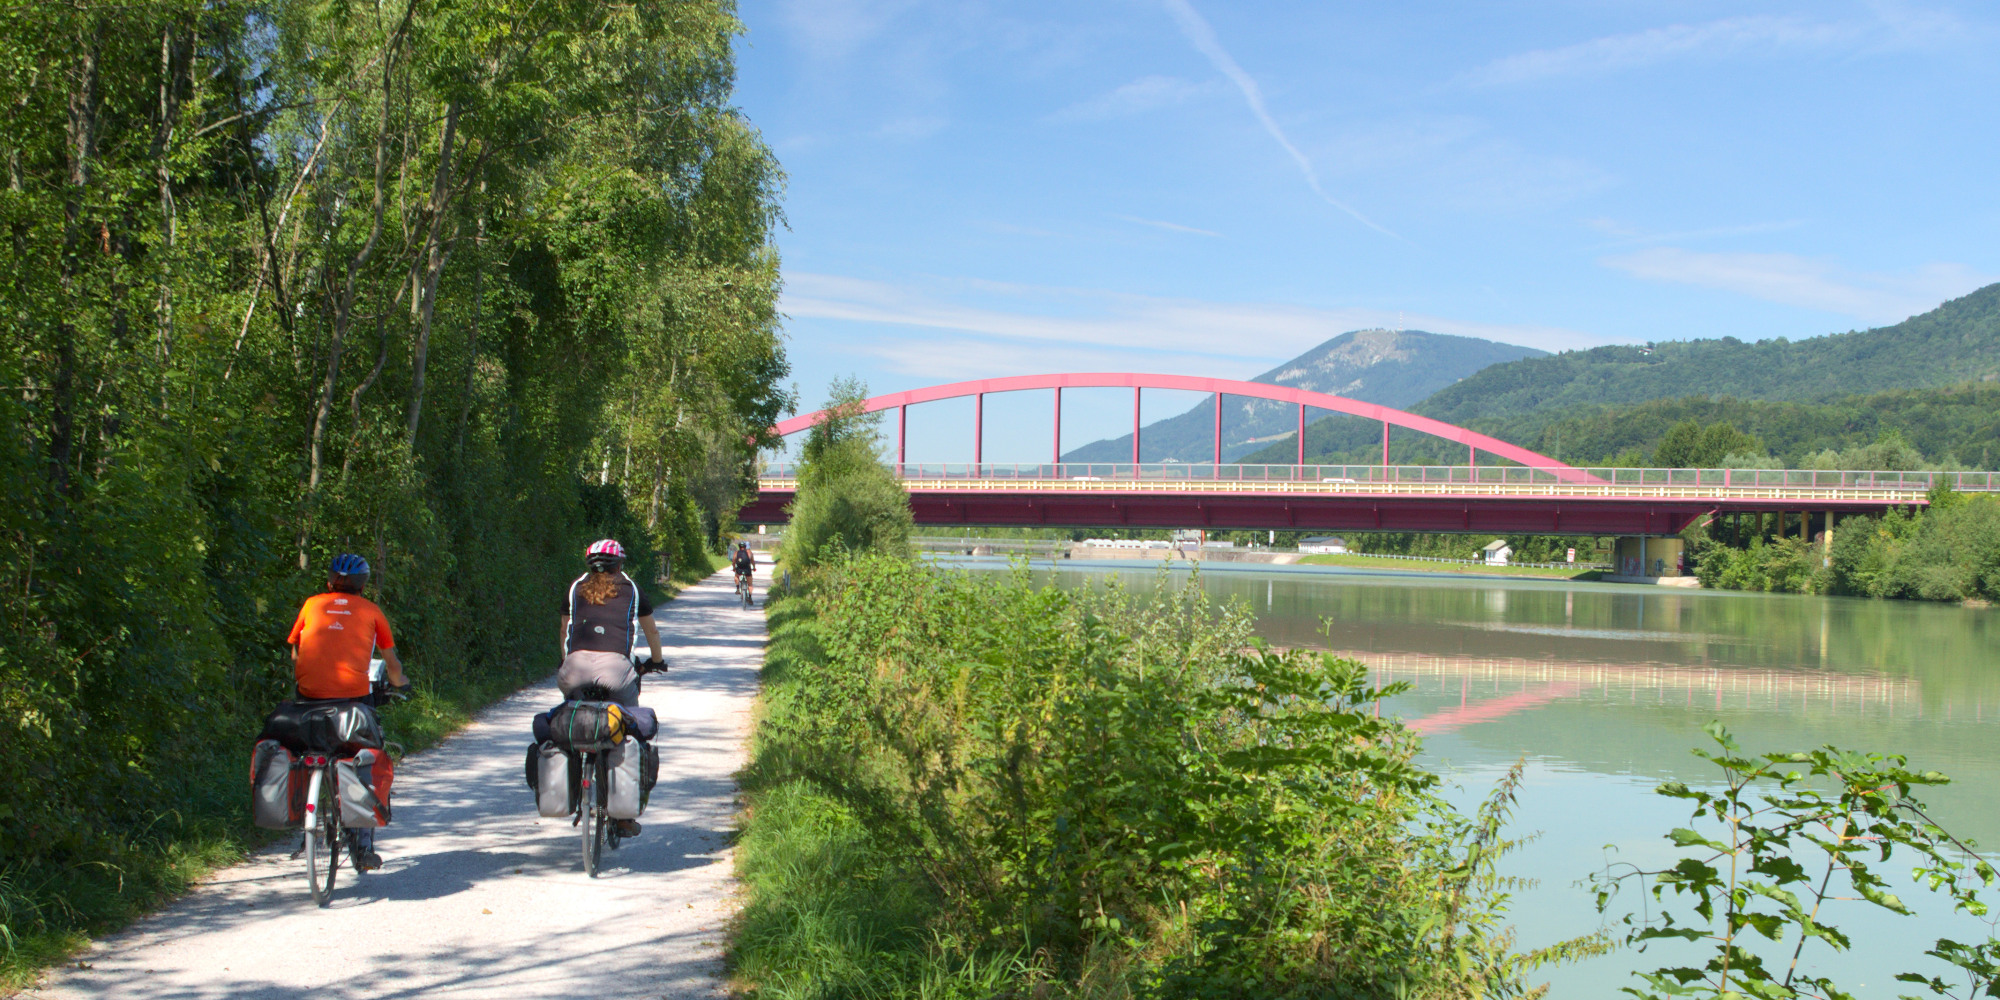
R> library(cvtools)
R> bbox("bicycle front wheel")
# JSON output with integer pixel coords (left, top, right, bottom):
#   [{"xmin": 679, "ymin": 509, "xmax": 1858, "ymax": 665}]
[{"xmin": 307, "ymin": 769, "xmax": 341, "ymax": 906}]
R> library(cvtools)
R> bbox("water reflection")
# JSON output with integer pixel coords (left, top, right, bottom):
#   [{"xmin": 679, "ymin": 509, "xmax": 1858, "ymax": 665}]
[{"xmin": 981, "ymin": 558, "xmax": 2000, "ymax": 996}]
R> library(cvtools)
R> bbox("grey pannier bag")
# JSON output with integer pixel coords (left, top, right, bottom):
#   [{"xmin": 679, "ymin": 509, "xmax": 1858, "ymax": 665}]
[
  {"xmin": 531, "ymin": 743, "xmax": 575, "ymax": 818},
  {"xmin": 250, "ymin": 739, "xmax": 304, "ymax": 829},
  {"xmin": 604, "ymin": 740, "xmax": 644, "ymax": 820},
  {"xmin": 335, "ymin": 747, "xmax": 394, "ymax": 828}
]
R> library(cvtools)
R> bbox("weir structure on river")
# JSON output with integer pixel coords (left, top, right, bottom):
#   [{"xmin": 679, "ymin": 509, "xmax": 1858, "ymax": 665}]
[{"xmin": 741, "ymin": 373, "xmax": 2000, "ymax": 582}]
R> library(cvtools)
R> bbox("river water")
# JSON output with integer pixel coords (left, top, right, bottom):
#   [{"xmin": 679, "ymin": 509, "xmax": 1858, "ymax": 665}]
[{"xmin": 967, "ymin": 557, "xmax": 2000, "ymax": 996}]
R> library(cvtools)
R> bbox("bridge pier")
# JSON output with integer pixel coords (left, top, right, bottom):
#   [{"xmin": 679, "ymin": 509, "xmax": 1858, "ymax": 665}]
[{"xmin": 1607, "ymin": 536, "xmax": 1691, "ymax": 585}]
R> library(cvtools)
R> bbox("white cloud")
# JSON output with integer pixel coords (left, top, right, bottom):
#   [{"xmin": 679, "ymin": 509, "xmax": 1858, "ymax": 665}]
[
  {"xmin": 1315, "ymin": 117, "xmax": 1612, "ymax": 212},
  {"xmin": 1160, "ymin": 0, "xmax": 1399, "ymax": 240},
  {"xmin": 1600, "ymin": 248, "xmax": 1994, "ymax": 324},
  {"xmin": 849, "ymin": 337, "xmax": 1248, "ymax": 381},
  {"xmin": 778, "ymin": 0, "xmax": 922, "ymax": 60},
  {"xmin": 781, "ymin": 271, "xmax": 1607, "ymax": 381},
  {"xmin": 1048, "ymin": 75, "xmax": 1210, "ymax": 122},
  {"xmin": 1467, "ymin": 8, "xmax": 1968, "ymax": 86},
  {"xmin": 1114, "ymin": 214, "xmax": 1223, "ymax": 238},
  {"xmin": 1584, "ymin": 217, "xmax": 1807, "ymax": 249}
]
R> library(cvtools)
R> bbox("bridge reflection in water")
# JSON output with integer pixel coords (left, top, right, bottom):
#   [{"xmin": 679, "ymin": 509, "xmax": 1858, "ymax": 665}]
[{"xmin": 1351, "ymin": 651, "xmax": 1932, "ymax": 735}]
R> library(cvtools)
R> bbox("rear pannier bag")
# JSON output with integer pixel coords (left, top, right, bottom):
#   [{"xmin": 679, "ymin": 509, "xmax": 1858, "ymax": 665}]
[
  {"xmin": 529, "ymin": 742, "xmax": 576, "ymax": 818},
  {"xmin": 541, "ymin": 702, "xmax": 625, "ymax": 750},
  {"xmin": 262, "ymin": 700, "xmax": 383, "ymax": 754},
  {"xmin": 250, "ymin": 739, "xmax": 306, "ymax": 829},
  {"xmin": 604, "ymin": 740, "xmax": 644, "ymax": 820},
  {"xmin": 335, "ymin": 748, "xmax": 394, "ymax": 828}
]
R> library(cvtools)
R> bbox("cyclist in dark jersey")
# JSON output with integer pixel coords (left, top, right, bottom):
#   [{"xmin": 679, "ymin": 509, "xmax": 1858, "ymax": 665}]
[
  {"xmin": 731, "ymin": 542, "xmax": 754, "ymax": 589},
  {"xmin": 559, "ymin": 539, "xmax": 665, "ymax": 708},
  {"xmin": 560, "ymin": 540, "xmax": 664, "ymax": 838}
]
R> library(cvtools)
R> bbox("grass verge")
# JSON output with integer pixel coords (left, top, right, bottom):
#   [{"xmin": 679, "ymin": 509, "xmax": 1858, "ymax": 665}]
[
  {"xmin": 1297, "ymin": 552, "xmax": 1603, "ymax": 580},
  {"xmin": 0, "ymin": 552, "xmax": 719, "ymax": 993}
]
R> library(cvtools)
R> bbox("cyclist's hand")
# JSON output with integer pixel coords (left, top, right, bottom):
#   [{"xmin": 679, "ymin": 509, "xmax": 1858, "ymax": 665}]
[
  {"xmin": 385, "ymin": 682, "xmax": 413, "ymax": 702},
  {"xmin": 641, "ymin": 658, "xmax": 668, "ymax": 676}
]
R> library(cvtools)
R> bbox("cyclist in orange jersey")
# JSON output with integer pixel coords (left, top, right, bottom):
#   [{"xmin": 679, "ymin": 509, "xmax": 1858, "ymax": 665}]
[
  {"xmin": 282, "ymin": 553, "xmax": 409, "ymax": 870},
  {"xmin": 289, "ymin": 553, "xmax": 407, "ymax": 700}
]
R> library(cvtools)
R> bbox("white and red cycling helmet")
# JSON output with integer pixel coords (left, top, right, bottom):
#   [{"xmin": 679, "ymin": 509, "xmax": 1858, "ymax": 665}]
[{"xmin": 585, "ymin": 538, "xmax": 626, "ymax": 571}]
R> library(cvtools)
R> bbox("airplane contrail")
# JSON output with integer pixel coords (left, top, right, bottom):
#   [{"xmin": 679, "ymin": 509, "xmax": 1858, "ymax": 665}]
[{"xmin": 1162, "ymin": 0, "xmax": 1402, "ymax": 241}]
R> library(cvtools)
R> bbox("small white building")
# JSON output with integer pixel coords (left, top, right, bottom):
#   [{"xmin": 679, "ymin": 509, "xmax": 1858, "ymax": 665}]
[
  {"xmin": 1298, "ymin": 535, "xmax": 1347, "ymax": 554},
  {"xmin": 1482, "ymin": 539, "xmax": 1513, "ymax": 566}
]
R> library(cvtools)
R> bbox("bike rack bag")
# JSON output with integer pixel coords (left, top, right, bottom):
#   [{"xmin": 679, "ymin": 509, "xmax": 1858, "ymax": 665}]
[
  {"xmin": 250, "ymin": 739, "xmax": 307, "ymax": 830},
  {"xmin": 538, "ymin": 701, "xmax": 625, "ymax": 750},
  {"xmin": 623, "ymin": 705, "xmax": 658, "ymax": 742},
  {"xmin": 262, "ymin": 701, "xmax": 384, "ymax": 754},
  {"xmin": 335, "ymin": 748, "xmax": 394, "ymax": 827}
]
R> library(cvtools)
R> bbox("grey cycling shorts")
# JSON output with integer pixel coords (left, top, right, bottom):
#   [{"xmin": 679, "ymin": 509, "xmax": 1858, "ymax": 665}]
[{"xmin": 557, "ymin": 650, "xmax": 639, "ymax": 707}]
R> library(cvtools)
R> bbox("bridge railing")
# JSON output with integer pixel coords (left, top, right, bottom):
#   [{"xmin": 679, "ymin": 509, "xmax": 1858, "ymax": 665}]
[{"xmin": 757, "ymin": 462, "xmax": 1998, "ymax": 491}]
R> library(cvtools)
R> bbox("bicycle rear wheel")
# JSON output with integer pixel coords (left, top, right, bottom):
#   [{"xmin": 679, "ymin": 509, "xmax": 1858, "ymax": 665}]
[
  {"xmin": 307, "ymin": 769, "xmax": 341, "ymax": 906},
  {"xmin": 580, "ymin": 754, "xmax": 605, "ymax": 877}
]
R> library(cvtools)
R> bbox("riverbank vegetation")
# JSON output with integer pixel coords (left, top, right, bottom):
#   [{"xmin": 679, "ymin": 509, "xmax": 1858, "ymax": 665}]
[
  {"xmin": 1295, "ymin": 552, "xmax": 1601, "ymax": 580},
  {"xmin": 0, "ymin": 0, "xmax": 782, "ymax": 980},
  {"xmin": 1693, "ymin": 486, "xmax": 2000, "ymax": 602},
  {"xmin": 734, "ymin": 558, "xmax": 1601, "ymax": 998}
]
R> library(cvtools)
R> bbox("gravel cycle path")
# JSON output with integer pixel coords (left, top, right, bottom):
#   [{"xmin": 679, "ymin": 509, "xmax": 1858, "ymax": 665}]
[{"xmin": 26, "ymin": 565, "xmax": 768, "ymax": 1000}]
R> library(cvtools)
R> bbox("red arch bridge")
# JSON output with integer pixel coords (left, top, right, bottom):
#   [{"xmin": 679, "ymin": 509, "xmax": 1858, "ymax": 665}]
[{"xmin": 737, "ymin": 373, "xmax": 1995, "ymax": 536}]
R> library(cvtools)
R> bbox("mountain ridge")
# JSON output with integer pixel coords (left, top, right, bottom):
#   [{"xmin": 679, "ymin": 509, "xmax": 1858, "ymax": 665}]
[
  {"xmin": 1417, "ymin": 282, "xmax": 2000, "ymax": 426},
  {"xmin": 1060, "ymin": 329, "xmax": 1546, "ymax": 463}
]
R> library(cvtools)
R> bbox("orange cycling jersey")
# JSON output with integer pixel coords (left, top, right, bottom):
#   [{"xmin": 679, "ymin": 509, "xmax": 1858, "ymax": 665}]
[{"xmin": 289, "ymin": 591, "xmax": 395, "ymax": 700}]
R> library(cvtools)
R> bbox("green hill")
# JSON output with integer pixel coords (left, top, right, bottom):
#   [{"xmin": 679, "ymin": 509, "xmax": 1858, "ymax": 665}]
[
  {"xmin": 1061, "ymin": 329, "xmax": 1544, "ymax": 463},
  {"xmin": 1240, "ymin": 382, "xmax": 2000, "ymax": 470},
  {"xmin": 1416, "ymin": 283, "xmax": 2000, "ymax": 426}
]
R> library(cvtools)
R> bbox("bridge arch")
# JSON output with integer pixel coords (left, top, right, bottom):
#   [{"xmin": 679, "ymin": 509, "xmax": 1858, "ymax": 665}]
[{"xmin": 772, "ymin": 372, "xmax": 1589, "ymax": 480}]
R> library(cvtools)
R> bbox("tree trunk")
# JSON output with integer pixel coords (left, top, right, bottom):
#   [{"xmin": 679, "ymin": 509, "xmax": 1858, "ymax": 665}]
[
  {"xmin": 53, "ymin": 29, "xmax": 101, "ymax": 496},
  {"xmin": 405, "ymin": 100, "xmax": 461, "ymax": 449}
]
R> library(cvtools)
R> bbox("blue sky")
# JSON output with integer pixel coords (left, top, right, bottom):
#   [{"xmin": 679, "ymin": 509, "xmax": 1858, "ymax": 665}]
[{"xmin": 733, "ymin": 1, "xmax": 2000, "ymax": 461}]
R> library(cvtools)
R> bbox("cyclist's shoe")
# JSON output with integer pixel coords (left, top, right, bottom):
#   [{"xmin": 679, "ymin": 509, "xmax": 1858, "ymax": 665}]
[
  {"xmin": 614, "ymin": 819, "xmax": 642, "ymax": 837},
  {"xmin": 353, "ymin": 850, "xmax": 383, "ymax": 872}
]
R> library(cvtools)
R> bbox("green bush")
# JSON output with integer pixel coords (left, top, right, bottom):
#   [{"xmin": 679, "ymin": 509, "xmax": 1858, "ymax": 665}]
[
  {"xmin": 781, "ymin": 379, "xmax": 914, "ymax": 572},
  {"xmin": 733, "ymin": 558, "xmax": 1602, "ymax": 998},
  {"xmin": 1827, "ymin": 492, "xmax": 2000, "ymax": 601}
]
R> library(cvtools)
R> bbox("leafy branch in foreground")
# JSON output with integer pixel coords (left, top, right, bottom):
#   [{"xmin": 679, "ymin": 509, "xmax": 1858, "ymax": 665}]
[{"xmin": 1594, "ymin": 721, "xmax": 2000, "ymax": 999}]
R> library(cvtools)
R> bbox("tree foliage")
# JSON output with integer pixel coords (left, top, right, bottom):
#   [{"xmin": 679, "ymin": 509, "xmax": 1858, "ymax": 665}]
[
  {"xmin": 780, "ymin": 379, "xmax": 912, "ymax": 571},
  {"xmin": 0, "ymin": 0, "xmax": 784, "ymax": 956}
]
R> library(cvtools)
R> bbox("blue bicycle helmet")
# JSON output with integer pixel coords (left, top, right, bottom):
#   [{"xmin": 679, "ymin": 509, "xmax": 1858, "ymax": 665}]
[{"xmin": 329, "ymin": 553, "xmax": 370, "ymax": 577}]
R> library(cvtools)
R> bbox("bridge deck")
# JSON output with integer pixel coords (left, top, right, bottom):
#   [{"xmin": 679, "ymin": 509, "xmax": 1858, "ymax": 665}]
[
  {"xmin": 743, "ymin": 465, "xmax": 1992, "ymax": 533},
  {"xmin": 759, "ymin": 476, "xmax": 1934, "ymax": 505}
]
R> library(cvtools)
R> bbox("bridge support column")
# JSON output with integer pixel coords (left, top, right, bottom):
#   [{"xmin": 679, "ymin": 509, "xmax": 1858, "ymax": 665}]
[
  {"xmin": 974, "ymin": 392, "xmax": 983, "ymax": 473},
  {"xmin": 1052, "ymin": 388, "xmax": 1061, "ymax": 467},
  {"xmin": 1213, "ymin": 392, "xmax": 1222, "ymax": 469},
  {"xmin": 1381, "ymin": 422, "xmax": 1389, "ymax": 479},
  {"xmin": 1132, "ymin": 386, "xmax": 1141, "ymax": 476},
  {"xmin": 1296, "ymin": 403, "xmax": 1305, "ymax": 469},
  {"xmin": 897, "ymin": 405, "xmax": 906, "ymax": 471}
]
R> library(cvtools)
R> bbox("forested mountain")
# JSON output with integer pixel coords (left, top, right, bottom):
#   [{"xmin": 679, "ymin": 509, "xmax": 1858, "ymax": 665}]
[
  {"xmin": 1061, "ymin": 329, "xmax": 1544, "ymax": 462},
  {"xmin": 1418, "ymin": 283, "xmax": 2000, "ymax": 425},
  {"xmin": 1241, "ymin": 382, "xmax": 2000, "ymax": 469},
  {"xmin": 2, "ymin": 0, "xmax": 785, "ymax": 952}
]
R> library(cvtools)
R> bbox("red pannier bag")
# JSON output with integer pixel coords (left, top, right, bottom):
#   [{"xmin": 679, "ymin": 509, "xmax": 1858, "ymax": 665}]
[{"xmin": 250, "ymin": 739, "xmax": 307, "ymax": 829}]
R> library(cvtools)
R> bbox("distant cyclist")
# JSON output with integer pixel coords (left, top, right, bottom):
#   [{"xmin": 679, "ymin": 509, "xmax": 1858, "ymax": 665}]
[
  {"xmin": 286, "ymin": 553, "xmax": 409, "ymax": 870},
  {"xmin": 731, "ymin": 542, "xmax": 755, "ymax": 592}
]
